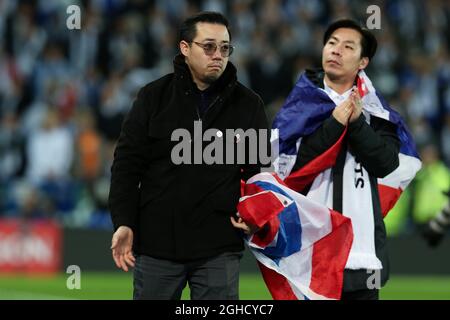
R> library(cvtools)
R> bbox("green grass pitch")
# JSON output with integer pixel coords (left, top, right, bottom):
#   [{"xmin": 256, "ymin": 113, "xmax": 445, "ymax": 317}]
[{"xmin": 1, "ymin": 273, "xmax": 450, "ymax": 300}]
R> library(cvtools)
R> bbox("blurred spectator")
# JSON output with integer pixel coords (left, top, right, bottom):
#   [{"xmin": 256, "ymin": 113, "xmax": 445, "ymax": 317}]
[
  {"xmin": 4, "ymin": 0, "xmax": 47, "ymax": 79},
  {"xmin": 407, "ymin": 55, "xmax": 440, "ymax": 126},
  {"xmin": 75, "ymin": 109, "xmax": 102, "ymax": 181},
  {"xmin": 0, "ymin": 112, "xmax": 25, "ymax": 181},
  {"xmin": 68, "ymin": 5, "xmax": 101, "ymax": 75},
  {"xmin": 26, "ymin": 108, "xmax": 73, "ymax": 185},
  {"xmin": 96, "ymin": 72, "xmax": 129, "ymax": 141},
  {"xmin": 32, "ymin": 41, "xmax": 72, "ymax": 103},
  {"xmin": 442, "ymin": 115, "xmax": 450, "ymax": 166}
]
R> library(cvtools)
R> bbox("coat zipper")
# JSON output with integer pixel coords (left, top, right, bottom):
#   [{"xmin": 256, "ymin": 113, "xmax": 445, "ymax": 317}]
[{"xmin": 196, "ymin": 95, "xmax": 221, "ymax": 121}]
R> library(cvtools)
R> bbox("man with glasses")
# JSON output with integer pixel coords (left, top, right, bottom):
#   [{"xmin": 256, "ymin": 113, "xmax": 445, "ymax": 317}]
[{"xmin": 108, "ymin": 11, "xmax": 269, "ymax": 300}]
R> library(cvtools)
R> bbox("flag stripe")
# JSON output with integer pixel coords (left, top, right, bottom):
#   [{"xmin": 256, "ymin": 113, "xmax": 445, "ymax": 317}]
[
  {"xmin": 237, "ymin": 191, "xmax": 286, "ymax": 229},
  {"xmin": 257, "ymin": 262, "xmax": 298, "ymax": 300},
  {"xmin": 377, "ymin": 184, "xmax": 402, "ymax": 218},
  {"xmin": 285, "ymin": 128, "xmax": 347, "ymax": 191},
  {"xmin": 240, "ymin": 172, "xmax": 353, "ymax": 300},
  {"xmin": 310, "ymin": 210, "xmax": 353, "ymax": 299}
]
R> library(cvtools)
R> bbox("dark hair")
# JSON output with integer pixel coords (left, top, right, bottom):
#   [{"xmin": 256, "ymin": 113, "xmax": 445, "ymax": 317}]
[
  {"xmin": 179, "ymin": 11, "xmax": 231, "ymax": 43},
  {"xmin": 323, "ymin": 19, "xmax": 377, "ymax": 60}
]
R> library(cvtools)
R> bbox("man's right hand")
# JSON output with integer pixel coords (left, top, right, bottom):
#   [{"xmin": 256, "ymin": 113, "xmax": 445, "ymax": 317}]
[
  {"xmin": 332, "ymin": 96, "xmax": 353, "ymax": 126},
  {"xmin": 111, "ymin": 226, "xmax": 135, "ymax": 272}
]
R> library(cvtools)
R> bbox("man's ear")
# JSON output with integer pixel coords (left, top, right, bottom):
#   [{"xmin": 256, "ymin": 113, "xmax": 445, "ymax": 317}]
[
  {"xmin": 179, "ymin": 40, "xmax": 190, "ymax": 57},
  {"xmin": 359, "ymin": 57, "xmax": 369, "ymax": 70}
]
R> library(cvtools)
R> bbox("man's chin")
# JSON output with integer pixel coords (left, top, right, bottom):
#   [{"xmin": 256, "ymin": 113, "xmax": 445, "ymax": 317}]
[
  {"xmin": 324, "ymin": 69, "xmax": 342, "ymax": 81},
  {"xmin": 203, "ymin": 73, "xmax": 221, "ymax": 84}
]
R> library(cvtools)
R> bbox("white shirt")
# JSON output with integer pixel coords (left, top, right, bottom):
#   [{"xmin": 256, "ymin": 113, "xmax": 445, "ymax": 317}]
[{"xmin": 322, "ymin": 80, "xmax": 353, "ymax": 106}]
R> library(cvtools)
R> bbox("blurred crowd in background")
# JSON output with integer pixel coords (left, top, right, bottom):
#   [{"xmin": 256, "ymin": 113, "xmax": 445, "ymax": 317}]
[{"xmin": 0, "ymin": 0, "xmax": 449, "ymax": 234}]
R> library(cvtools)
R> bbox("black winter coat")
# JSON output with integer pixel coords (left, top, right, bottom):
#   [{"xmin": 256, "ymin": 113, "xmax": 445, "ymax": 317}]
[{"xmin": 109, "ymin": 55, "xmax": 269, "ymax": 261}]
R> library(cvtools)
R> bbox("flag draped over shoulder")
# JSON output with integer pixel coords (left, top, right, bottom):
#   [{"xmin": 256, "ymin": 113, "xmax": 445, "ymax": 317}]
[
  {"xmin": 271, "ymin": 70, "xmax": 422, "ymax": 217},
  {"xmin": 238, "ymin": 70, "xmax": 421, "ymax": 300}
]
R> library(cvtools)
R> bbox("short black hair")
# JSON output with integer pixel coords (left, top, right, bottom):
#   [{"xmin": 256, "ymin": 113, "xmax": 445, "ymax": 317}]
[
  {"xmin": 323, "ymin": 19, "xmax": 377, "ymax": 60},
  {"xmin": 179, "ymin": 11, "xmax": 231, "ymax": 43}
]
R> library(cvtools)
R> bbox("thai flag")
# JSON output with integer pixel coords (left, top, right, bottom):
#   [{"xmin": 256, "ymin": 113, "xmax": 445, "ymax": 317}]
[
  {"xmin": 356, "ymin": 74, "xmax": 422, "ymax": 216},
  {"xmin": 271, "ymin": 70, "xmax": 422, "ymax": 217},
  {"xmin": 239, "ymin": 172, "xmax": 353, "ymax": 300},
  {"xmin": 238, "ymin": 70, "xmax": 421, "ymax": 300}
]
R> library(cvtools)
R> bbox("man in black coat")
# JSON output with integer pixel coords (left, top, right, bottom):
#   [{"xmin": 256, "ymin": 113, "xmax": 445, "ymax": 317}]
[{"xmin": 108, "ymin": 11, "xmax": 269, "ymax": 300}]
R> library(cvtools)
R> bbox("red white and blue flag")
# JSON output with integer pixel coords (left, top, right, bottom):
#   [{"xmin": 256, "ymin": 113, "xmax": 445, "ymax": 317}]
[
  {"xmin": 238, "ymin": 70, "xmax": 421, "ymax": 300},
  {"xmin": 271, "ymin": 70, "xmax": 422, "ymax": 217},
  {"xmin": 239, "ymin": 172, "xmax": 353, "ymax": 300}
]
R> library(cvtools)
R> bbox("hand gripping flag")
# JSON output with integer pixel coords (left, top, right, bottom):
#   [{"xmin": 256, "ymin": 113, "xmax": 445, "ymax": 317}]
[{"xmin": 239, "ymin": 171, "xmax": 353, "ymax": 300}]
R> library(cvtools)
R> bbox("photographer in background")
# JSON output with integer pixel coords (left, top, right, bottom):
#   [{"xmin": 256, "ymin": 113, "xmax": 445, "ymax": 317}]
[{"xmin": 422, "ymin": 190, "xmax": 450, "ymax": 247}]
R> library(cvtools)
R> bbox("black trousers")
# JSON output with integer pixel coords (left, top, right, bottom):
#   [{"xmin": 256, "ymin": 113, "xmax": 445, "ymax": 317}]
[
  {"xmin": 133, "ymin": 251, "xmax": 243, "ymax": 300},
  {"xmin": 341, "ymin": 288, "xmax": 379, "ymax": 300}
]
